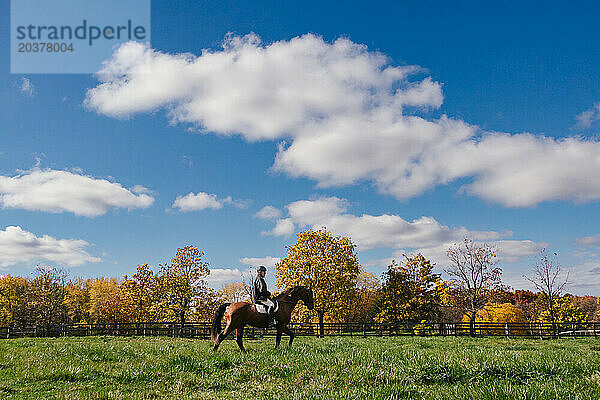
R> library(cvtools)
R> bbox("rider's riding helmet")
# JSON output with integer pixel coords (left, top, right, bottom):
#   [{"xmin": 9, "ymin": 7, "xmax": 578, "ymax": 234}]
[{"xmin": 257, "ymin": 265, "xmax": 267, "ymax": 273}]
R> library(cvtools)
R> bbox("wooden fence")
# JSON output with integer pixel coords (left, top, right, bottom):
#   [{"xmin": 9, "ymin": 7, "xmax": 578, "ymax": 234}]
[{"xmin": 1, "ymin": 321, "xmax": 600, "ymax": 339}]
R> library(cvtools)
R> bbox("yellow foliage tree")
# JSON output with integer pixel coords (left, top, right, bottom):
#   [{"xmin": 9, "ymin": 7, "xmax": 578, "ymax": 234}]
[
  {"xmin": 63, "ymin": 278, "xmax": 90, "ymax": 324},
  {"xmin": 88, "ymin": 277, "xmax": 133, "ymax": 323},
  {"xmin": 538, "ymin": 296, "xmax": 587, "ymax": 324},
  {"xmin": 158, "ymin": 246, "xmax": 210, "ymax": 325},
  {"xmin": 0, "ymin": 275, "xmax": 29, "ymax": 325},
  {"xmin": 276, "ymin": 228, "xmax": 360, "ymax": 337},
  {"xmin": 462, "ymin": 303, "xmax": 527, "ymax": 334},
  {"xmin": 30, "ymin": 267, "xmax": 68, "ymax": 325},
  {"xmin": 342, "ymin": 269, "xmax": 381, "ymax": 323},
  {"xmin": 375, "ymin": 254, "xmax": 442, "ymax": 324},
  {"xmin": 121, "ymin": 263, "xmax": 162, "ymax": 322},
  {"xmin": 218, "ymin": 281, "xmax": 249, "ymax": 303}
]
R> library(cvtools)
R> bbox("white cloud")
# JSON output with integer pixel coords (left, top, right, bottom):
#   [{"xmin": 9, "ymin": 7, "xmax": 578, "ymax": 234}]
[
  {"xmin": 20, "ymin": 77, "xmax": 35, "ymax": 96},
  {"xmin": 172, "ymin": 191, "xmax": 247, "ymax": 212},
  {"xmin": 254, "ymin": 205, "xmax": 282, "ymax": 220},
  {"xmin": 267, "ymin": 197, "xmax": 507, "ymax": 250},
  {"xmin": 172, "ymin": 192, "xmax": 224, "ymax": 211},
  {"xmin": 493, "ymin": 240, "xmax": 546, "ymax": 262},
  {"xmin": 388, "ymin": 240, "xmax": 544, "ymax": 269},
  {"xmin": 264, "ymin": 218, "xmax": 295, "ymax": 237},
  {"xmin": 574, "ymin": 102, "xmax": 600, "ymax": 129},
  {"xmin": 575, "ymin": 234, "xmax": 600, "ymax": 247},
  {"xmin": 265, "ymin": 197, "xmax": 543, "ymax": 267},
  {"xmin": 0, "ymin": 168, "xmax": 154, "ymax": 217},
  {"xmin": 206, "ymin": 268, "xmax": 244, "ymax": 284},
  {"xmin": 86, "ymin": 34, "xmax": 600, "ymax": 207},
  {"xmin": 239, "ymin": 256, "xmax": 281, "ymax": 269},
  {"xmin": 0, "ymin": 226, "xmax": 101, "ymax": 267},
  {"xmin": 85, "ymin": 35, "xmax": 430, "ymax": 139},
  {"xmin": 367, "ymin": 239, "xmax": 545, "ymax": 271}
]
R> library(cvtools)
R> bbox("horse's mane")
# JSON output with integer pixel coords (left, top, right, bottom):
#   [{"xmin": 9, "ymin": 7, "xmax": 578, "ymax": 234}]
[{"xmin": 275, "ymin": 285, "xmax": 304, "ymax": 300}]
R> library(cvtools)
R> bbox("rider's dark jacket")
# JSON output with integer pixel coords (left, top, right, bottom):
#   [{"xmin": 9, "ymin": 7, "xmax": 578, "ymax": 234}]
[{"xmin": 254, "ymin": 276, "xmax": 271, "ymax": 302}]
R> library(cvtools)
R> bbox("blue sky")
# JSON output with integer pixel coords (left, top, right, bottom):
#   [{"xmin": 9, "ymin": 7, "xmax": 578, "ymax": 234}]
[{"xmin": 1, "ymin": 1, "xmax": 600, "ymax": 294}]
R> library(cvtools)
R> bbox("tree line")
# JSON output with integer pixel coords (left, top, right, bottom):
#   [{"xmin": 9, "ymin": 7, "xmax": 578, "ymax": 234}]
[{"xmin": 0, "ymin": 231, "xmax": 598, "ymax": 334}]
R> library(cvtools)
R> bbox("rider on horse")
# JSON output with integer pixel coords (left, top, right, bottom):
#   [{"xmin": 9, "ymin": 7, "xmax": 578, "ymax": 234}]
[{"xmin": 254, "ymin": 265, "xmax": 277, "ymax": 327}]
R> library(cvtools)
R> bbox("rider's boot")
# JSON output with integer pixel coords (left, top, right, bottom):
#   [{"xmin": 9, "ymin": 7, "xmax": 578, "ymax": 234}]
[{"xmin": 268, "ymin": 307, "xmax": 277, "ymax": 327}]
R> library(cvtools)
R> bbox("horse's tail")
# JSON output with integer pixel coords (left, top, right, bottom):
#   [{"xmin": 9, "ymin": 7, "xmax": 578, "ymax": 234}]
[{"xmin": 211, "ymin": 303, "xmax": 231, "ymax": 342}]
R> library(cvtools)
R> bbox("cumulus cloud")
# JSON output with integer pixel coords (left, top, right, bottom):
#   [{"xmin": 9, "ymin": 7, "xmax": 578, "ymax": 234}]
[
  {"xmin": 263, "ymin": 196, "xmax": 544, "ymax": 267},
  {"xmin": 367, "ymin": 239, "xmax": 545, "ymax": 271},
  {"xmin": 85, "ymin": 34, "xmax": 600, "ymax": 208},
  {"xmin": 493, "ymin": 240, "xmax": 547, "ymax": 262},
  {"xmin": 264, "ymin": 218, "xmax": 295, "ymax": 237},
  {"xmin": 266, "ymin": 197, "xmax": 506, "ymax": 250},
  {"xmin": 172, "ymin": 192, "xmax": 224, "ymax": 211},
  {"xmin": 254, "ymin": 205, "xmax": 282, "ymax": 220},
  {"xmin": 0, "ymin": 226, "xmax": 101, "ymax": 267},
  {"xmin": 172, "ymin": 191, "xmax": 247, "ymax": 212},
  {"xmin": 0, "ymin": 168, "xmax": 154, "ymax": 217},
  {"xmin": 551, "ymin": 258, "xmax": 600, "ymax": 296},
  {"xmin": 575, "ymin": 234, "xmax": 600, "ymax": 247},
  {"xmin": 574, "ymin": 102, "xmax": 600, "ymax": 129},
  {"xmin": 239, "ymin": 256, "xmax": 281, "ymax": 269},
  {"xmin": 20, "ymin": 77, "xmax": 35, "ymax": 96},
  {"xmin": 206, "ymin": 268, "xmax": 245, "ymax": 284},
  {"xmin": 85, "ymin": 34, "xmax": 432, "ymax": 138}
]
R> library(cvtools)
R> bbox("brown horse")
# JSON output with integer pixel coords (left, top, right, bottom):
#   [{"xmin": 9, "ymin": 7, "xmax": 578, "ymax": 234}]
[{"xmin": 211, "ymin": 286, "xmax": 314, "ymax": 352}]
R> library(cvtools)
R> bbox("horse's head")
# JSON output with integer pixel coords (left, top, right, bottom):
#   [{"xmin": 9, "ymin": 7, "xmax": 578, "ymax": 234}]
[
  {"xmin": 302, "ymin": 286, "xmax": 314, "ymax": 310},
  {"xmin": 282, "ymin": 286, "xmax": 314, "ymax": 309}
]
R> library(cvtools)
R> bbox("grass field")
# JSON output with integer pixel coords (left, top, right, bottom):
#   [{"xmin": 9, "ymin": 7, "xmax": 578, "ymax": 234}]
[{"xmin": 1, "ymin": 335, "xmax": 599, "ymax": 399}]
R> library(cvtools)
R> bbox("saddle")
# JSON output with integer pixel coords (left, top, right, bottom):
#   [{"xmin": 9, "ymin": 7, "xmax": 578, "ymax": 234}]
[{"xmin": 255, "ymin": 300, "xmax": 279, "ymax": 314}]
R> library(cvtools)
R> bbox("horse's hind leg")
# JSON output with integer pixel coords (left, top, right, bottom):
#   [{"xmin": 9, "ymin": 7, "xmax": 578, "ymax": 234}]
[
  {"xmin": 213, "ymin": 321, "xmax": 236, "ymax": 351},
  {"xmin": 235, "ymin": 326, "xmax": 246, "ymax": 353}
]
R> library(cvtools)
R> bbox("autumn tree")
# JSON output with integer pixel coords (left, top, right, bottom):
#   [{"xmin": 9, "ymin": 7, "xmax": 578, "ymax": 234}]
[
  {"xmin": 88, "ymin": 277, "xmax": 133, "ymax": 323},
  {"xmin": 538, "ymin": 295, "xmax": 587, "ymax": 325},
  {"xmin": 158, "ymin": 246, "xmax": 210, "ymax": 325},
  {"xmin": 218, "ymin": 281, "xmax": 250, "ymax": 303},
  {"xmin": 0, "ymin": 275, "xmax": 29, "ymax": 325},
  {"xmin": 342, "ymin": 269, "xmax": 381, "ymax": 323},
  {"xmin": 242, "ymin": 269, "xmax": 257, "ymax": 302},
  {"xmin": 63, "ymin": 278, "xmax": 91, "ymax": 324},
  {"xmin": 512, "ymin": 289, "xmax": 543, "ymax": 321},
  {"xmin": 523, "ymin": 249, "xmax": 568, "ymax": 327},
  {"xmin": 121, "ymin": 263, "xmax": 162, "ymax": 322},
  {"xmin": 462, "ymin": 303, "xmax": 527, "ymax": 335},
  {"xmin": 446, "ymin": 239, "xmax": 503, "ymax": 336},
  {"xmin": 30, "ymin": 267, "xmax": 69, "ymax": 325},
  {"xmin": 376, "ymin": 254, "xmax": 442, "ymax": 324},
  {"xmin": 276, "ymin": 228, "xmax": 360, "ymax": 337},
  {"xmin": 571, "ymin": 295, "xmax": 600, "ymax": 322}
]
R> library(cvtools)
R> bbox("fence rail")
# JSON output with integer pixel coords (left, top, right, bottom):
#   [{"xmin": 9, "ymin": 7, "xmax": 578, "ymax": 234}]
[{"xmin": 1, "ymin": 321, "xmax": 600, "ymax": 339}]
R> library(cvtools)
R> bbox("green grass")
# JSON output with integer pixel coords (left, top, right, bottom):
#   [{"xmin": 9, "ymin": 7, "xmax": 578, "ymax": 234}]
[{"xmin": 1, "ymin": 335, "xmax": 599, "ymax": 399}]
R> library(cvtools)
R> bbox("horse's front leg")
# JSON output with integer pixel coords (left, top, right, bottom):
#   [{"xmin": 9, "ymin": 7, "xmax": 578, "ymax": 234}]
[
  {"xmin": 283, "ymin": 326, "xmax": 295, "ymax": 347},
  {"xmin": 275, "ymin": 327, "xmax": 282, "ymax": 348}
]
